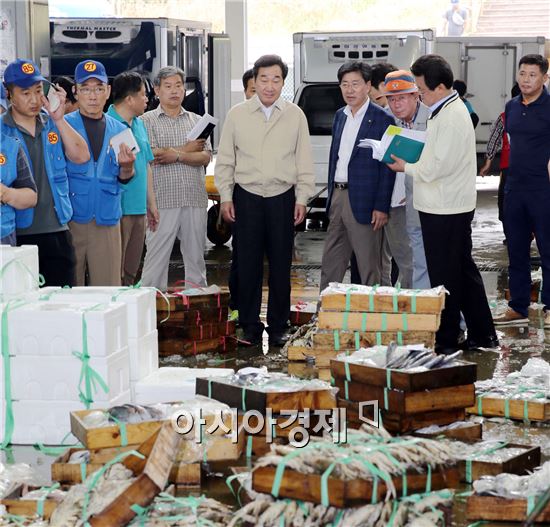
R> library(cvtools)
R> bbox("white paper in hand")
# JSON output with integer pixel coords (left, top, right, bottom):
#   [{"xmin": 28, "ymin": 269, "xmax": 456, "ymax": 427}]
[{"xmin": 110, "ymin": 128, "xmax": 140, "ymax": 161}]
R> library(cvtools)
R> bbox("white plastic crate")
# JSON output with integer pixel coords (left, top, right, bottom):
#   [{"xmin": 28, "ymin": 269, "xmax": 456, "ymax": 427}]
[
  {"xmin": 35, "ymin": 286, "xmax": 156, "ymax": 339},
  {"xmin": 128, "ymin": 329, "xmax": 159, "ymax": 382},
  {"xmin": 0, "ymin": 391, "xmax": 131, "ymax": 445},
  {"xmin": 9, "ymin": 347, "xmax": 130, "ymax": 402},
  {"xmin": 0, "ymin": 245, "xmax": 39, "ymax": 299},
  {"xmin": 1, "ymin": 301, "xmax": 127, "ymax": 357},
  {"xmin": 132, "ymin": 367, "xmax": 234, "ymax": 405}
]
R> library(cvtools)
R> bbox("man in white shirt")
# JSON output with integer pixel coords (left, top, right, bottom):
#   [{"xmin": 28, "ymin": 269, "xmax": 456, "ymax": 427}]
[{"xmin": 320, "ymin": 61, "xmax": 395, "ymax": 291}]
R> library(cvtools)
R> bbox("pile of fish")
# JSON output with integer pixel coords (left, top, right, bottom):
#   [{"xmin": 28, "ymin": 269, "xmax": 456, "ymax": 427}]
[
  {"xmin": 415, "ymin": 421, "xmax": 475, "ymax": 435},
  {"xmin": 127, "ymin": 494, "xmax": 233, "ymax": 526},
  {"xmin": 254, "ymin": 433, "xmax": 457, "ymax": 500},
  {"xmin": 473, "ymin": 460, "xmax": 550, "ymax": 499},
  {"xmin": 321, "ymin": 282, "xmax": 446, "ymax": 298},
  {"xmin": 81, "ymin": 396, "xmax": 232, "ymax": 428},
  {"xmin": 450, "ymin": 440, "xmax": 528, "ymax": 463},
  {"xmin": 228, "ymin": 489, "xmax": 453, "ymax": 527},
  {"xmin": 225, "ymin": 367, "xmax": 331, "ymax": 393},
  {"xmin": 338, "ymin": 344, "xmax": 462, "ymax": 372},
  {"xmin": 0, "ymin": 463, "xmax": 46, "ymax": 500}
]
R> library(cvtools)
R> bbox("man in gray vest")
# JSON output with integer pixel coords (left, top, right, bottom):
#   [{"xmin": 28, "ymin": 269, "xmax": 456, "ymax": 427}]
[{"xmin": 383, "ymin": 70, "xmax": 431, "ymax": 289}]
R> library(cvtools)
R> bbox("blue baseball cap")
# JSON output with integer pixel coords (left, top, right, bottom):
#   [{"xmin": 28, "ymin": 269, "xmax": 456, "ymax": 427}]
[
  {"xmin": 3, "ymin": 59, "xmax": 46, "ymax": 88},
  {"xmin": 75, "ymin": 60, "xmax": 108, "ymax": 84}
]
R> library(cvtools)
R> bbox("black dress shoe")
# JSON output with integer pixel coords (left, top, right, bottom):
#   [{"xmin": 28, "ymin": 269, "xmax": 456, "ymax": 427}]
[
  {"xmin": 268, "ymin": 333, "xmax": 290, "ymax": 347},
  {"xmin": 463, "ymin": 335, "xmax": 499, "ymax": 350},
  {"xmin": 239, "ymin": 333, "xmax": 262, "ymax": 347},
  {"xmin": 434, "ymin": 344, "xmax": 460, "ymax": 356}
]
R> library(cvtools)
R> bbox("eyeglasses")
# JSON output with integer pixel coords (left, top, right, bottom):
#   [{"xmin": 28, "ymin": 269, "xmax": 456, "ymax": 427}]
[
  {"xmin": 387, "ymin": 94, "xmax": 415, "ymax": 104},
  {"xmin": 340, "ymin": 82, "xmax": 364, "ymax": 90},
  {"xmin": 78, "ymin": 86, "xmax": 107, "ymax": 95}
]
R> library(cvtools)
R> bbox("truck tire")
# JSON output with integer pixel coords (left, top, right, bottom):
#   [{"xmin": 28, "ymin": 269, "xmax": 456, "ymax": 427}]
[{"xmin": 207, "ymin": 203, "xmax": 232, "ymax": 246}]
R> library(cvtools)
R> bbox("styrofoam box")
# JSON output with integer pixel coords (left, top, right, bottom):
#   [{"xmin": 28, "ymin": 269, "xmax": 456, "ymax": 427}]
[
  {"xmin": 9, "ymin": 347, "xmax": 130, "ymax": 401},
  {"xmin": 0, "ymin": 245, "xmax": 39, "ymax": 298},
  {"xmin": 35, "ymin": 286, "xmax": 156, "ymax": 339},
  {"xmin": 128, "ymin": 330, "xmax": 159, "ymax": 382},
  {"xmin": 133, "ymin": 367, "xmax": 234, "ymax": 405},
  {"xmin": 0, "ymin": 390, "xmax": 131, "ymax": 445},
  {"xmin": 1, "ymin": 301, "xmax": 127, "ymax": 357}
]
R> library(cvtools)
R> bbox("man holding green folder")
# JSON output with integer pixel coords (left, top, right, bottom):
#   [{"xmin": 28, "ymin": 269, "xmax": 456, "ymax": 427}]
[{"xmin": 387, "ymin": 55, "xmax": 497, "ymax": 354}]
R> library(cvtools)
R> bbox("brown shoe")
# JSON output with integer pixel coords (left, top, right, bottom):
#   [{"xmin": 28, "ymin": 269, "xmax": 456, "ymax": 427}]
[{"xmin": 493, "ymin": 308, "xmax": 528, "ymax": 326}]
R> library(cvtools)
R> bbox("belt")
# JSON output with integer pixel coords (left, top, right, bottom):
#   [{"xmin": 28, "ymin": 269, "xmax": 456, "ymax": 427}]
[{"xmin": 334, "ymin": 182, "xmax": 348, "ymax": 190}]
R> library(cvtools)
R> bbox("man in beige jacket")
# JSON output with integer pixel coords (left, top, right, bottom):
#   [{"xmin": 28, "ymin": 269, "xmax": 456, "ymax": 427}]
[{"xmin": 215, "ymin": 54, "xmax": 315, "ymax": 347}]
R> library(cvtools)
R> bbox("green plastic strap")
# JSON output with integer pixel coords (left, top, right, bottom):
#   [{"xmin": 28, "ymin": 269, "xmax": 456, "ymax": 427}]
[
  {"xmin": 320, "ymin": 461, "xmax": 337, "ymax": 507},
  {"xmin": 425, "ymin": 464, "xmax": 432, "ymax": 493},
  {"xmin": 411, "ymin": 291, "xmax": 418, "ymax": 314},
  {"xmin": 465, "ymin": 459, "xmax": 473, "ymax": 484},
  {"xmin": 108, "ymin": 414, "xmax": 128, "ymax": 447},
  {"xmin": 477, "ymin": 395, "xmax": 484, "ymax": 416},
  {"xmin": 36, "ymin": 482, "xmax": 60, "ymax": 517},
  {"xmin": 344, "ymin": 380, "xmax": 349, "ymax": 400},
  {"xmin": 241, "ymin": 387, "xmax": 247, "ymax": 412},
  {"xmin": 392, "ymin": 292, "xmax": 398, "ymax": 313},
  {"xmin": 371, "ymin": 476, "xmax": 379, "ymax": 504},
  {"xmin": 33, "ymin": 430, "xmax": 83, "ymax": 456},
  {"xmin": 381, "ymin": 312, "xmax": 387, "ymax": 331},
  {"xmin": 80, "ymin": 462, "xmax": 87, "ymax": 482},
  {"xmin": 397, "ymin": 331, "xmax": 403, "ymax": 345},
  {"xmin": 504, "ymin": 398, "xmax": 510, "ymax": 419},
  {"xmin": 333, "ymin": 330, "xmax": 340, "ymax": 351},
  {"xmin": 376, "ymin": 332, "xmax": 382, "ymax": 345},
  {"xmin": 467, "ymin": 522, "xmax": 487, "ymax": 527},
  {"xmin": 401, "ymin": 470, "xmax": 408, "ymax": 497},
  {"xmin": 388, "ymin": 500, "xmax": 399, "ymax": 526},
  {"xmin": 246, "ymin": 434, "xmax": 253, "ymax": 458},
  {"xmin": 361, "ymin": 312, "xmax": 367, "ymax": 332},
  {"xmin": 369, "ymin": 292, "xmax": 375, "ymax": 312},
  {"xmin": 386, "ymin": 369, "xmax": 392, "ymax": 390},
  {"xmin": 527, "ymin": 495, "xmax": 535, "ymax": 515},
  {"xmin": 524, "ymin": 399, "xmax": 529, "ymax": 421},
  {"xmin": 345, "ymin": 290, "xmax": 351, "ymax": 311},
  {"xmin": 225, "ymin": 473, "xmax": 243, "ymax": 507},
  {"xmin": 342, "ymin": 311, "xmax": 349, "ymax": 331},
  {"xmin": 354, "ymin": 331, "xmax": 360, "ymax": 350},
  {"xmin": 384, "ymin": 387, "xmax": 389, "ymax": 410},
  {"xmin": 208, "ymin": 379, "xmax": 212, "ymax": 399},
  {"xmin": 1, "ymin": 299, "xmax": 27, "ymax": 449},
  {"xmin": 330, "ymin": 375, "xmax": 335, "ymax": 386},
  {"xmin": 344, "ymin": 361, "xmax": 351, "ymax": 382},
  {"xmin": 333, "ymin": 509, "xmax": 344, "ymax": 526},
  {"xmin": 402, "ymin": 313, "xmax": 408, "ymax": 331},
  {"xmin": 378, "ymin": 409, "xmax": 384, "ymax": 428}
]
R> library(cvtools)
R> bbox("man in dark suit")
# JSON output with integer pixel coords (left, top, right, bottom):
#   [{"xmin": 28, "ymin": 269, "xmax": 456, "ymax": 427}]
[{"xmin": 320, "ymin": 61, "xmax": 395, "ymax": 291}]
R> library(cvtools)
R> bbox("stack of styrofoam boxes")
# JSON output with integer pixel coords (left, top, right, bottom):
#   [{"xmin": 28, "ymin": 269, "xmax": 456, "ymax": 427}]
[
  {"xmin": 0, "ymin": 245, "xmax": 40, "ymax": 301},
  {"xmin": 0, "ymin": 301, "xmax": 131, "ymax": 444},
  {"xmin": 32, "ymin": 287, "xmax": 159, "ymax": 401}
]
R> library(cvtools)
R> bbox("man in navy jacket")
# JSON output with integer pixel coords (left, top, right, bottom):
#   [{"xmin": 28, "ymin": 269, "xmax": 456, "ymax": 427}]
[{"xmin": 320, "ymin": 61, "xmax": 395, "ymax": 291}]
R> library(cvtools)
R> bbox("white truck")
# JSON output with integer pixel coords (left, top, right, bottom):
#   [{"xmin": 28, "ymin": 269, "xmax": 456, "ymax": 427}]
[
  {"xmin": 49, "ymin": 17, "xmax": 231, "ymax": 147},
  {"xmin": 293, "ymin": 30, "xmax": 549, "ymax": 216}
]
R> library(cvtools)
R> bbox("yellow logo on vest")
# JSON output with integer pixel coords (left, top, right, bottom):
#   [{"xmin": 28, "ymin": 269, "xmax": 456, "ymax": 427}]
[
  {"xmin": 84, "ymin": 62, "xmax": 97, "ymax": 72},
  {"xmin": 21, "ymin": 63, "xmax": 35, "ymax": 75},
  {"xmin": 48, "ymin": 132, "xmax": 59, "ymax": 144},
  {"xmin": 0, "ymin": 154, "xmax": 6, "ymax": 165}
]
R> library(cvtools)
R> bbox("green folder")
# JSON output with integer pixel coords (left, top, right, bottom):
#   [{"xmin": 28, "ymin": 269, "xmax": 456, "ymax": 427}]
[{"xmin": 381, "ymin": 125, "xmax": 426, "ymax": 164}]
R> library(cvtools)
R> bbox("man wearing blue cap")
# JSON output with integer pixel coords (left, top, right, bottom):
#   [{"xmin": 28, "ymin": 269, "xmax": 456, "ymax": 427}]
[
  {"xmin": 65, "ymin": 60, "xmax": 136, "ymax": 286},
  {"xmin": 1, "ymin": 58, "xmax": 89, "ymax": 285}
]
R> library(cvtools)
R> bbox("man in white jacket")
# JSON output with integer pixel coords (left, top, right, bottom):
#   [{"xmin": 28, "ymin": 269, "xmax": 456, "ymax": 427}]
[{"xmin": 388, "ymin": 54, "xmax": 497, "ymax": 354}]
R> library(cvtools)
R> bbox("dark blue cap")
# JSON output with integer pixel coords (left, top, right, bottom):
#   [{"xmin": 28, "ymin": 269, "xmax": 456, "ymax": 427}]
[
  {"xmin": 75, "ymin": 60, "xmax": 108, "ymax": 84},
  {"xmin": 3, "ymin": 59, "xmax": 46, "ymax": 88}
]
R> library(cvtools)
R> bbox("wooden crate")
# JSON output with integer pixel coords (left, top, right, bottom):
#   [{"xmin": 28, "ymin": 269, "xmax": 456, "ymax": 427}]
[
  {"xmin": 158, "ymin": 306, "xmax": 229, "ymax": 325},
  {"xmin": 195, "ymin": 377, "xmax": 336, "ymax": 413},
  {"xmin": 313, "ymin": 330, "xmax": 436, "ymax": 349},
  {"xmin": 330, "ymin": 359, "xmax": 477, "ymax": 392},
  {"xmin": 467, "ymin": 495, "xmax": 550, "ymax": 523},
  {"xmin": 466, "ymin": 396, "xmax": 550, "ymax": 422},
  {"xmin": 287, "ymin": 345, "xmax": 338, "ymax": 367},
  {"xmin": 286, "ymin": 362, "xmax": 331, "ymax": 382},
  {"xmin": 71, "ymin": 404, "xmax": 233, "ymax": 449},
  {"xmin": 456, "ymin": 444, "xmax": 541, "ymax": 483},
  {"xmin": 87, "ymin": 422, "xmax": 182, "ymax": 526},
  {"xmin": 321, "ymin": 290, "xmax": 445, "ymax": 314},
  {"xmin": 338, "ymin": 398, "xmax": 467, "ymax": 434},
  {"xmin": 237, "ymin": 414, "xmax": 323, "ymax": 439},
  {"xmin": 317, "ymin": 311, "xmax": 440, "ymax": 332},
  {"xmin": 158, "ymin": 320, "xmax": 236, "ymax": 340},
  {"xmin": 0, "ymin": 484, "xmax": 58, "ymax": 520},
  {"xmin": 413, "ymin": 422, "xmax": 482, "ymax": 441},
  {"xmin": 51, "ymin": 447, "xmax": 201, "ymax": 486},
  {"xmin": 289, "ymin": 310, "xmax": 315, "ymax": 326},
  {"xmin": 158, "ymin": 337, "xmax": 221, "ymax": 356},
  {"xmin": 252, "ymin": 464, "xmax": 460, "ymax": 508},
  {"xmin": 176, "ymin": 432, "xmax": 244, "ymax": 463},
  {"xmin": 157, "ymin": 291, "xmax": 230, "ymax": 311},
  {"xmin": 333, "ymin": 379, "xmax": 475, "ymax": 415}
]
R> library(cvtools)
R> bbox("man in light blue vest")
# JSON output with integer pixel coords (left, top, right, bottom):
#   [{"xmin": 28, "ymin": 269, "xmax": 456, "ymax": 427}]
[
  {"xmin": 65, "ymin": 60, "xmax": 136, "ymax": 286},
  {"xmin": 1, "ymin": 58, "xmax": 89, "ymax": 285},
  {"xmin": 0, "ymin": 135, "xmax": 37, "ymax": 245}
]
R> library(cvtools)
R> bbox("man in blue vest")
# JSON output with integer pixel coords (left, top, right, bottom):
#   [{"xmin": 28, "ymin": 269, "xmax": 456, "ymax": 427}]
[
  {"xmin": 65, "ymin": 60, "xmax": 136, "ymax": 286},
  {"xmin": 1, "ymin": 58, "xmax": 89, "ymax": 285}
]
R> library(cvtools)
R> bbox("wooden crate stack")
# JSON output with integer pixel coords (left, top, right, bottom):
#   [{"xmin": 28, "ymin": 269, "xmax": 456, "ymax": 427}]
[
  {"xmin": 330, "ymin": 354, "xmax": 477, "ymax": 434},
  {"xmin": 156, "ymin": 288, "xmax": 237, "ymax": 356},
  {"xmin": 287, "ymin": 285, "xmax": 444, "ymax": 367}
]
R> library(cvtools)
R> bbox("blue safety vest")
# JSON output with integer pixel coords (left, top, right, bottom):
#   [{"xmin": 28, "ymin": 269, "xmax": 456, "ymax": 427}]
[
  {"xmin": 0, "ymin": 114, "xmax": 73, "ymax": 228},
  {"xmin": 0, "ymin": 135, "xmax": 20, "ymax": 238},
  {"xmin": 64, "ymin": 111, "xmax": 126, "ymax": 226}
]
